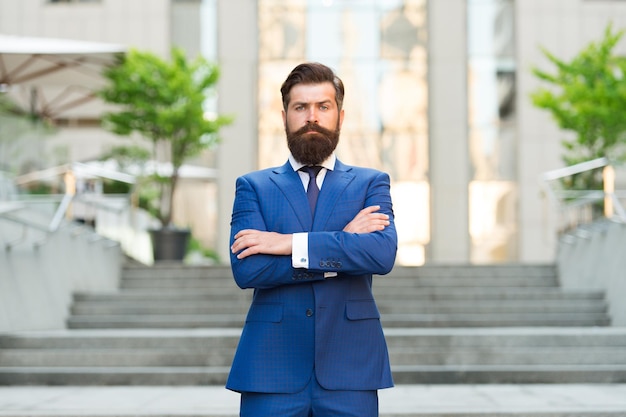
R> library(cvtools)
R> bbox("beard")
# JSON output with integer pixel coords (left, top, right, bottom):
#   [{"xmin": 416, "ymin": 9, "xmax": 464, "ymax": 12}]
[{"xmin": 286, "ymin": 122, "xmax": 340, "ymax": 166}]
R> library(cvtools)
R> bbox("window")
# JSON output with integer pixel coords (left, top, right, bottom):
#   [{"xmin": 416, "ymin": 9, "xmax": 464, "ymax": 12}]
[
  {"xmin": 467, "ymin": 0, "xmax": 518, "ymax": 262},
  {"xmin": 258, "ymin": 0, "xmax": 430, "ymax": 265}
]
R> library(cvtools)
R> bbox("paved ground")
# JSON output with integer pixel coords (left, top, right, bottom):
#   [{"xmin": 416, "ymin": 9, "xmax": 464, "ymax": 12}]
[{"xmin": 1, "ymin": 384, "xmax": 626, "ymax": 416}]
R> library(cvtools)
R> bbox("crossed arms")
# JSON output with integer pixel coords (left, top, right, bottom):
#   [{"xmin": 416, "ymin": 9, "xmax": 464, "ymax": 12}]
[
  {"xmin": 229, "ymin": 170, "xmax": 397, "ymax": 289},
  {"xmin": 231, "ymin": 205, "xmax": 390, "ymax": 259}
]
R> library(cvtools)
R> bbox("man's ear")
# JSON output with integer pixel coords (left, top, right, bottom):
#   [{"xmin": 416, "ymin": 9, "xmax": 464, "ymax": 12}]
[
  {"xmin": 282, "ymin": 110, "xmax": 287, "ymax": 126},
  {"xmin": 339, "ymin": 109, "xmax": 345, "ymax": 129}
]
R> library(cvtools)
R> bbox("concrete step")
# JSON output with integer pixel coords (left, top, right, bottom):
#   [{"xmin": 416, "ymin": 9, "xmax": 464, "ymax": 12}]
[
  {"xmin": 390, "ymin": 364, "xmax": 626, "ymax": 384},
  {"xmin": 0, "ymin": 350, "xmax": 234, "ymax": 367},
  {"xmin": 66, "ymin": 312, "xmax": 610, "ymax": 329},
  {"xmin": 3, "ymin": 328, "xmax": 626, "ymax": 385},
  {"xmin": 2, "ymin": 384, "xmax": 626, "ymax": 417},
  {"xmin": 7, "ymin": 328, "xmax": 626, "ymax": 349},
  {"xmin": 69, "ymin": 297, "xmax": 606, "ymax": 316},
  {"xmin": 4, "ymin": 346, "xmax": 626, "ymax": 368},
  {"xmin": 74, "ymin": 288, "xmax": 252, "ymax": 302},
  {"xmin": 389, "ymin": 264, "xmax": 557, "ymax": 277},
  {"xmin": 0, "ymin": 329, "xmax": 241, "ymax": 349},
  {"xmin": 0, "ymin": 366, "xmax": 230, "ymax": 385},
  {"xmin": 74, "ymin": 287, "xmax": 604, "ymax": 302},
  {"xmin": 391, "ymin": 348, "xmax": 626, "ymax": 365},
  {"xmin": 121, "ymin": 279, "xmax": 235, "ymax": 290},
  {"xmin": 3, "ymin": 342, "xmax": 626, "ymax": 368},
  {"xmin": 380, "ymin": 313, "xmax": 610, "ymax": 327},
  {"xmin": 66, "ymin": 315, "xmax": 246, "ymax": 329},
  {"xmin": 376, "ymin": 299, "xmax": 606, "ymax": 314},
  {"xmin": 119, "ymin": 275, "xmax": 559, "ymax": 289},
  {"xmin": 371, "ymin": 287, "xmax": 605, "ymax": 299},
  {"xmin": 3, "ymin": 365, "xmax": 626, "ymax": 386},
  {"xmin": 70, "ymin": 301, "xmax": 251, "ymax": 315},
  {"xmin": 121, "ymin": 264, "xmax": 233, "ymax": 279},
  {"xmin": 378, "ymin": 276, "xmax": 559, "ymax": 287},
  {"xmin": 120, "ymin": 263, "xmax": 558, "ymax": 279}
]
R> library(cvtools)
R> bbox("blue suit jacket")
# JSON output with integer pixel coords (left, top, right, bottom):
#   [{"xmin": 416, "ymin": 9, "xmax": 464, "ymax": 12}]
[{"xmin": 226, "ymin": 159, "xmax": 397, "ymax": 394}]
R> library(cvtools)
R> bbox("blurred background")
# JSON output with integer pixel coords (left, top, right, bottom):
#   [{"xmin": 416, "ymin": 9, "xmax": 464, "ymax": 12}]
[{"xmin": 2, "ymin": 0, "xmax": 626, "ymax": 266}]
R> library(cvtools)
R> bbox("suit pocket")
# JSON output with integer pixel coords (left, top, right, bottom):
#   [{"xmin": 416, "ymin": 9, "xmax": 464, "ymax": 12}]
[
  {"xmin": 246, "ymin": 302, "xmax": 283, "ymax": 323},
  {"xmin": 345, "ymin": 299, "xmax": 380, "ymax": 320}
]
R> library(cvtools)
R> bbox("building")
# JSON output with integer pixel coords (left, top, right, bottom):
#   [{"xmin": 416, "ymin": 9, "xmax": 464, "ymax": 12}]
[{"xmin": 1, "ymin": 0, "xmax": 626, "ymax": 265}]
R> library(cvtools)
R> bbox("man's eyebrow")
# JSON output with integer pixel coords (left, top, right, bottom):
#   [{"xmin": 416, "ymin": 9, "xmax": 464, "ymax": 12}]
[{"xmin": 291, "ymin": 99, "xmax": 333, "ymax": 106}]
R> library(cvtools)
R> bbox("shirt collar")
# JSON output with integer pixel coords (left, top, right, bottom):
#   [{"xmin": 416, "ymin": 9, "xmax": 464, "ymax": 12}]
[{"xmin": 289, "ymin": 153, "xmax": 336, "ymax": 172}]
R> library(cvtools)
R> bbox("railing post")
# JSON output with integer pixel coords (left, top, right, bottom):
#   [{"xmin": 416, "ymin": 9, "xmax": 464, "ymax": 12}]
[{"xmin": 603, "ymin": 165, "xmax": 615, "ymax": 219}]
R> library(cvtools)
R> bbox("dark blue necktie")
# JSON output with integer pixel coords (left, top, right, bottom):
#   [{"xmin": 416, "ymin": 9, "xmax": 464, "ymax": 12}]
[{"xmin": 302, "ymin": 166, "xmax": 322, "ymax": 214}]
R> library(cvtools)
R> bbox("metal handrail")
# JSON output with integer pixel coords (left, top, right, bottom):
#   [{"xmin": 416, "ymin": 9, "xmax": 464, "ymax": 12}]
[
  {"xmin": 541, "ymin": 157, "xmax": 626, "ymax": 233},
  {"xmin": 2, "ymin": 161, "xmax": 137, "ymax": 250},
  {"xmin": 13, "ymin": 161, "xmax": 136, "ymax": 187},
  {"xmin": 49, "ymin": 193, "xmax": 73, "ymax": 232},
  {"xmin": 540, "ymin": 157, "xmax": 609, "ymax": 183}
]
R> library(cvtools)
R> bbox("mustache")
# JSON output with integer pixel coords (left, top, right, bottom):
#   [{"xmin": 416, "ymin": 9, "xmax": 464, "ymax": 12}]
[{"xmin": 291, "ymin": 123, "xmax": 335, "ymax": 138}]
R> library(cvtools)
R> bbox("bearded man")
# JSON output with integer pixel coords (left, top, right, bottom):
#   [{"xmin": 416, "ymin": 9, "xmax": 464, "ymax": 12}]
[{"xmin": 226, "ymin": 62, "xmax": 398, "ymax": 417}]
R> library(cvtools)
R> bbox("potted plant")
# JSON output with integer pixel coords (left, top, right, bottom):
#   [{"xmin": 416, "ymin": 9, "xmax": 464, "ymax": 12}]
[
  {"xmin": 530, "ymin": 23, "xmax": 626, "ymax": 177},
  {"xmin": 98, "ymin": 47, "xmax": 232, "ymax": 261}
]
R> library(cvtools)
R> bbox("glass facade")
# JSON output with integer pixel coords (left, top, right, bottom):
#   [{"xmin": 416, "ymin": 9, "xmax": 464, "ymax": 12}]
[
  {"xmin": 258, "ymin": 0, "xmax": 429, "ymax": 265},
  {"xmin": 467, "ymin": 0, "xmax": 517, "ymax": 262}
]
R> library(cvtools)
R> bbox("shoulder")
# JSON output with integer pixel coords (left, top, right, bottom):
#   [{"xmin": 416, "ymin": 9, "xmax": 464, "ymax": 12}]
[
  {"xmin": 235, "ymin": 164, "xmax": 297, "ymax": 192},
  {"xmin": 335, "ymin": 160, "xmax": 389, "ymax": 180},
  {"xmin": 238, "ymin": 162, "xmax": 291, "ymax": 181}
]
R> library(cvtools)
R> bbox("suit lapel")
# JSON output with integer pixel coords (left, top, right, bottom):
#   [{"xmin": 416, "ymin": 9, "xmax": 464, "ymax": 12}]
[
  {"xmin": 270, "ymin": 162, "xmax": 312, "ymax": 229},
  {"xmin": 313, "ymin": 160, "xmax": 355, "ymax": 230}
]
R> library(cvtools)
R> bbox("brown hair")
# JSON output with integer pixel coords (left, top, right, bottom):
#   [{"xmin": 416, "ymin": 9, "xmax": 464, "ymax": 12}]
[{"xmin": 280, "ymin": 62, "xmax": 345, "ymax": 112}]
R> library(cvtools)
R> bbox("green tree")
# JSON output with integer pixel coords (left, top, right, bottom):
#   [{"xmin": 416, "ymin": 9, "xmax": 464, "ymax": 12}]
[
  {"xmin": 531, "ymin": 23, "xmax": 626, "ymax": 170},
  {"xmin": 98, "ymin": 47, "xmax": 232, "ymax": 228}
]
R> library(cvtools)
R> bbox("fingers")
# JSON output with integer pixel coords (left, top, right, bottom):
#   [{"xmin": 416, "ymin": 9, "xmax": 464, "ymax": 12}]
[
  {"xmin": 231, "ymin": 229, "xmax": 258, "ymax": 258},
  {"xmin": 359, "ymin": 205, "xmax": 382, "ymax": 216},
  {"xmin": 343, "ymin": 205, "xmax": 390, "ymax": 233},
  {"xmin": 232, "ymin": 230, "xmax": 292, "ymax": 259}
]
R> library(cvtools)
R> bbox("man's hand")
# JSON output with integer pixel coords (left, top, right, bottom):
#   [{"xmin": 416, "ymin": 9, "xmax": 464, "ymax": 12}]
[
  {"xmin": 232, "ymin": 206, "xmax": 388, "ymax": 259},
  {"xmin": 231, "ymin": 230, "xmax": 293, "ymax": 259},
  {"xmin": 343, "ymin": 205, "xmax": 390, "ymax": 234}
]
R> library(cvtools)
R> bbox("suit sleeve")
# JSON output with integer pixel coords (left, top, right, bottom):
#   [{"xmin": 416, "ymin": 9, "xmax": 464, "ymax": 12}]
[
  {"xmin": 307, "ymin": 171, "xmax": 398, "ymax": 276},
  {"xmin": 229, "ymin": 175, "xmax": 325, "ymax": 290}
]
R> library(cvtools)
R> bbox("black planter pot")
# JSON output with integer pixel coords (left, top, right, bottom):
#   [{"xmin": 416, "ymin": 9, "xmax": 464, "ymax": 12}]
[{"xmin": 149, "ymin": 228, "xmax": 191, "ymax": 261}]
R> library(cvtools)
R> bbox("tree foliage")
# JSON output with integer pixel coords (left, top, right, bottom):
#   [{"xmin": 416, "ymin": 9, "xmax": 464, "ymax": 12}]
[
  {"xmin": 530, "ymin": 23, "xmax": 626, "ymax": 168},
  {"xmin": 98, "ymin": 47, "xmax": 232, "ymax": 227}
]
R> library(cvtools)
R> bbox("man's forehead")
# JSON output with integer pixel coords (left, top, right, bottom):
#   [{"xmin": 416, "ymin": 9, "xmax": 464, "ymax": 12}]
[{"xmin": 289, "ymin": 82, "xmax": 336, "ymax": 102}]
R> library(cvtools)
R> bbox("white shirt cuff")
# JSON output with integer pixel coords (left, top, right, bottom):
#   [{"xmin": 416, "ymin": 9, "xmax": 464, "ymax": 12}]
[{"xmin": 292, "ymin": 232, "xmax": 309, "ymax": 268}]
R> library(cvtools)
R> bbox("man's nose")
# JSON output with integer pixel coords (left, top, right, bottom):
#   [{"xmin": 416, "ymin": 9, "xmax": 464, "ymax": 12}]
[{"xmin": 306, "ymin": 107, "xmax": 318, "ymax": 123}]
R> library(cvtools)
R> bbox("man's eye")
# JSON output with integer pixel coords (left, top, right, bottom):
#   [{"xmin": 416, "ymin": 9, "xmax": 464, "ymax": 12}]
[{"xmin": 320, "ymin": 105, "xmax": 329, "ymax": 110}]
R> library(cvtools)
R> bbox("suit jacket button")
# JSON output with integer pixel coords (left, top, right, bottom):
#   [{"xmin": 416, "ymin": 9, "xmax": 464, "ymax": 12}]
[{"xmin": 306, "ymin": 309, "xmax": 313, "ymax": 317}]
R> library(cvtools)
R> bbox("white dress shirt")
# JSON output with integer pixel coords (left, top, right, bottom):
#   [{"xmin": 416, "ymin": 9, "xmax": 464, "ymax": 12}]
[{"xmin": 289, "ymin": 154, "xmax": 337, "ymax": 278}]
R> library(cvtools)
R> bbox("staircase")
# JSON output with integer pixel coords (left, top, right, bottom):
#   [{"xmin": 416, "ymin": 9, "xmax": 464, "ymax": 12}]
[
  {"xmin": 67, "ymin": 265, "xmax": 248, "ymax": 329},
  {"xmin": 67, "ymin": 264, "xmax": 609, "ymax": 329},
  {"xmin": 378, "ymin": 264, "xmax": 609, "ymax": 327},
  {"xmin": 2, "ymin": 262, "xmax": 626, "ymax": 385}
]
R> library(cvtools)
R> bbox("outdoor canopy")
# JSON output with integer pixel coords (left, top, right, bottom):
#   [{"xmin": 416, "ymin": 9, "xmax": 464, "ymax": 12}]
[{"xmin": 0, "ymin": 33, "xmax": 126, "ymax": 120}]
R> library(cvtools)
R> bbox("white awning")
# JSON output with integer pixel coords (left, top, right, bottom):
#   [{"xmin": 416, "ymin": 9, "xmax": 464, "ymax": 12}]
[{"xmin": 0, "ymin": 34, "xmax": 126, "ymax": 119}]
